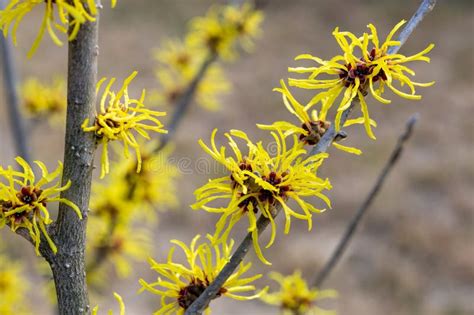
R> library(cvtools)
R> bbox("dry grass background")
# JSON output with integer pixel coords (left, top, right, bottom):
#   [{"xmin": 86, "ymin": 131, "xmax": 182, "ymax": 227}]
[{"xmin": 0, "ymin": 0, "xmax": 473, "ymax": 314}]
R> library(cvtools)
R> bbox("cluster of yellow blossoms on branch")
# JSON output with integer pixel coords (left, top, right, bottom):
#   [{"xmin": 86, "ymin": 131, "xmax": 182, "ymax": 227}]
[
  {"xmin": 0, "ymin": 157, "xmax": 81, "ymax": 255},
  {"xmin": 141, "ymin": 19, "xmax": 434, "ymax": 314},
  {"xmin": 261, "ymin": 270, "xmax": 337, "ymax": 315},
  {"xmin": 0, "ymin": 0, "xmax": 116, "ymax": 57},
  {"xmin": 82, "ymin": 71, "xmax": 168, "ymax": 179},
  {"xmin": 193, "ymin": 129, "xmax": 331, "ymax": 265},
  {"xmin": 139, "ymin": 235, "xmax": 266, "ymax": 315},
  {"xmin": 284, "ymin": 20, "xmax": 434, "ymax": 140},
  {"xmin": 188, "ymin": 19, "xmax": 434, "ymax": 267},
  {"xmin": 152, "ymin": 3, "xmax": 263, "ymax": 111},
  {"xmin": 21, "ymin": 76, "xmax": 66, "ymax": 122}
]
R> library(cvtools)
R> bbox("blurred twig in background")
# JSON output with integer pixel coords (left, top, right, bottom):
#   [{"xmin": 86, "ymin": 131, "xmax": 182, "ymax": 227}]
[
  {"xmin": 313, "ymin": 113, "xmax": 419, "ymax": 288},
  {"xmin": 0, "ymin": 0, "xmax": 30, "ymax": 163},
  {"xmin": 185, "ymin": 0, "xmax": 436, "ymax": 313},
  {"xmin": 154, "ymin": 53, "xmax": 217, "ymax": 152}
]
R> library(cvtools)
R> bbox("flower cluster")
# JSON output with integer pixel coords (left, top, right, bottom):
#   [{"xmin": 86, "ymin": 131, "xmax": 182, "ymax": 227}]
[
  {"xmin": 21, "ymin": 76, "xmax": 66, "ymax": 122},
  {"xmin": 139, "ymin": 235, "xmax": 266, "ymax": 314},
  {"xmin": 0, "ymin": 0, "xmax": 116, "ymax": 57},
  {"xmin": 0, "ymin": 157, "xmax": 81, "ymax": 255},
  {"xmin": 0, "ymin": 250, "xmax": 31, "ymax": 315},
  {"xmin": 284, "ymin": 20, "xmax": 434, "ymax": 139},
  {"xmin": 184, "ymin": 19, "xmax": 433, "ymax": 312},
  {"xmin": 152, "ymin": 3, "xmax": 263, "ymax": 111},
  {"xmin": 192, "ymin": 129, "xmax": 332, "ymax": 265},
  {"xmin": 82, "ymin": 71, "xmax": 167, "ymax": 179},
  {"xmin": 258, "ymin": 80, "xmax": 367, "ymax": 155},
  {"xmin": 87, "ymin": 143, "xmax": 179, "ymax": 280},
  {"xmin": 261, "ymin": 271, "xmax": 337, "ymax": 315},
  {"xmin": 187, "ymin": 3, "xmax": 263, "ymax": 60}
]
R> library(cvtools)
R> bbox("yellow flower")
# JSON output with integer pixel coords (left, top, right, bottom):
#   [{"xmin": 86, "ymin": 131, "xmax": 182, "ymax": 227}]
[
  {"xmin": 192, "ymin": 129, "xmax": 332, "ymax": 265},
  {"xmin": 261, "ymin": 270, "xmax": 337, "ymax": 315},
  {"xmin": 0, "ymin": 157, "xmax": 81, "ymax": 255},
  {"xmin": 82, "ymin": 71, "xmax": 167, "ymax": 179},
  {"xmin": 0, "ymin": 0, "xmax": 114, "ymax": 57},
  {"xmin": 221, "ymin": 2, "xmax": 264, "ymax": 53},
  {"xmin": 87, "ymin": 219, "xmax": 151, "ymax": 278},
  {"xmin": 186, "ymin": 3, "xmax": 263, "ymax": 60},
  {"xmin": 258, "ymin": 80, "xmax": 370, "ymax": 155},
  {"xmin": 139, "ymin": 235, "xmax": 265, "ymax": 314},
  {"xmin": 0, "ymin": 251, "xmax": 31, "ymax": 315},
  {"xmin": 21, "ymin": 76, "xmax": 66, "ymax": 121},
  {"xmin": 154, "ymin": 39, "xmax": 201, "ymax": 78},
  {"xmin": 288, "ymin": 20, "xmax": 434, "ymax": 139},
  {"xmin": 92, "ymin": 292, "xmax": 125, "ymax": 315}
]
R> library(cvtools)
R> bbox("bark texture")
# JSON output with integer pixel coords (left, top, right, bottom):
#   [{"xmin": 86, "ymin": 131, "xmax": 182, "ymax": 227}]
[{"xmin": 40, "ymin": 8, "xmax": 99, "ymax": 315}]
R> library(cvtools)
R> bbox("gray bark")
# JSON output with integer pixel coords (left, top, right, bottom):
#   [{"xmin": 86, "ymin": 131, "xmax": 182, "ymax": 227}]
[{"xmin": 40, "ymin": 7, "xmax": 99, "ymax": 315}]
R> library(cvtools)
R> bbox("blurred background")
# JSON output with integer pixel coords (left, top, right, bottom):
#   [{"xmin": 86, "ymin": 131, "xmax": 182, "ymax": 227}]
[{"xmin": 0, "ymin": 0, "xmax": 473, "ymax": 314}]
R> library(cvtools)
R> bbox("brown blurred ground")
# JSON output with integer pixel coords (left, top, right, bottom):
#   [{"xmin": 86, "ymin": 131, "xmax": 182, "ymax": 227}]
[{"xmin": 1, "ymin": 0, "xmax": 473, "ymax": 314}]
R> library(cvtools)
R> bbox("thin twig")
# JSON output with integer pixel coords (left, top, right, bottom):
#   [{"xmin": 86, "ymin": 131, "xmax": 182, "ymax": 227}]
[
  {"xmin": 155, "ymin": 53, "xmax": 217, "ymax": 152},
  {"xmin": 313, "ymin": 114, "xmax": 419, "ymax": 288},
  {"xmin": 387, "ymin": 0, "xmax": 436, "ymax": 55},
  {"xmin": 310, "ymin": 104, "xmax": 355, "ymax": 156},
  {"xmin": 0, "ymin": 0, "xmax": 31, "ymax": 163},
  {"xmin": 185, "ymin": 1, "xmax": 435, "ymax": 313}
]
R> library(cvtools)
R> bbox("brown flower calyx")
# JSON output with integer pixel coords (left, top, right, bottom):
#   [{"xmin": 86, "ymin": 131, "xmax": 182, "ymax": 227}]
[
  {"xmin": 16, "ymin": 186, "xmax": 43, "ymax": 205},
  {"xmin": 238, "ymin": 194, "xmax": 258, "ymax": 213},
  {"xmin": 176, "ymin": 53, "xmax": 191, "ymax": 67},
  {"xmin": 205, "ymin": 33, "xmax": 225, "ymax": 54},
  {"xmin": 258, "ymin": 171, "xmax": 291, "ymax": 205},
  {"xmin": 178, "ymin": 277, "xmax": 227, "ymax": 310},
  {"xmin": 0, "ymin": 186, "xmax": 44, "ymax": 224},
  {"xmin": 237, "ymin": 171, "xmax": 292, "ymax": 213},
  {"xmin": 165, "ymin": 87, "xmax": 184, "ymax": 105},
  {"xmin": 230, "ymin": 159, "xmax": 253, "ymax": 186},
  {"xmin": 339, "ymin": 48, "xmax": 388, "ymax": 89},
  {"xmin": 300, "ymin": 120, "xmax": 331, "ymax": 145}
]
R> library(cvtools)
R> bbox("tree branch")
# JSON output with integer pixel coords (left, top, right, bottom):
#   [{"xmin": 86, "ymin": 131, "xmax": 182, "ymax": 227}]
[
  {"xmin": 0, "ymin": 0, "xmax": 31, "ymax": 163},
  {"xmin": 387, "ymin": 0, "xmax": 436, "ymax": 55},
  {"xmin": 185, "ymin": 1, "xmax": 436, "ymax": 313},
  {"xmin": 310, "ymin": 0, "xmax": 436, "ymax": 157},
  {"xmin": 39, "ymin": 3, "xmax": 100, "ymax": 314},
  {"xmin": 313, "ymin": 114, "xmax": 419, "ymax": 288}
]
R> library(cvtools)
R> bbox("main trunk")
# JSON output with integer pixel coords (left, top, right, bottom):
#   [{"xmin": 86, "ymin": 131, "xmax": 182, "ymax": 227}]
[{"xmin": 43, "ymin": 5, "xmax": 99, "ymax": 315}]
